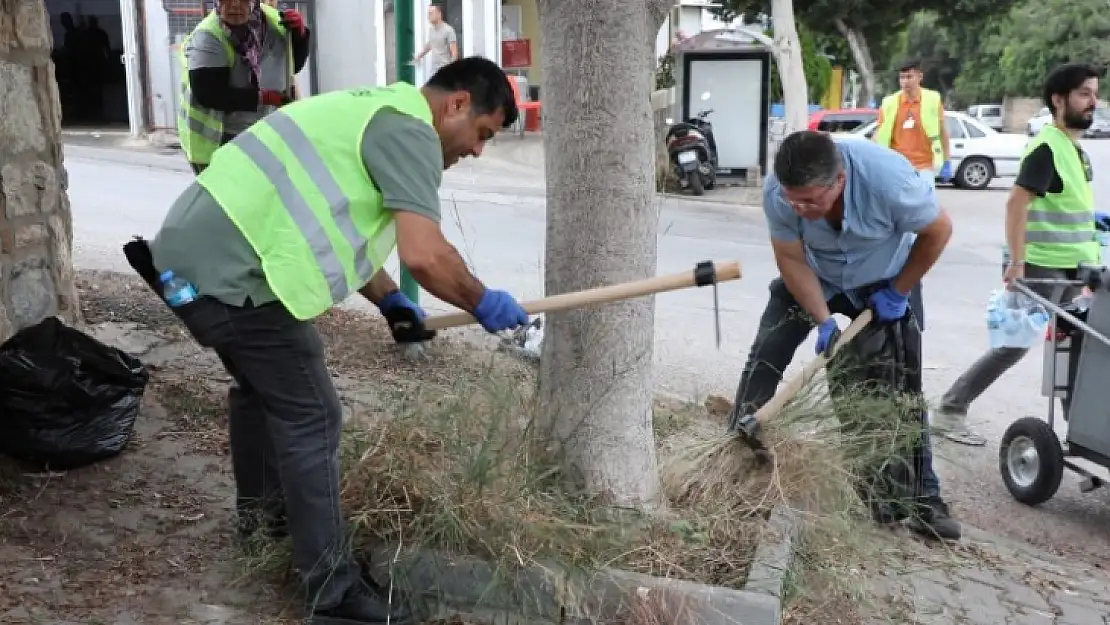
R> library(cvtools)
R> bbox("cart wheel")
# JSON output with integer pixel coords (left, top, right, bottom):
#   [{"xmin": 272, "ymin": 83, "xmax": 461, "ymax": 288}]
[{"xmin": 999, "ymin": 417, "xmax": 1065, "ymax": 505}]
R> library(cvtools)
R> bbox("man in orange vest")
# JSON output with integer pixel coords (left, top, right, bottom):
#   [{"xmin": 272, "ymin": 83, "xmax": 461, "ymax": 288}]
[{"xmin": 873, "ymin": 59, "xmax": 953, "ymax": 186}]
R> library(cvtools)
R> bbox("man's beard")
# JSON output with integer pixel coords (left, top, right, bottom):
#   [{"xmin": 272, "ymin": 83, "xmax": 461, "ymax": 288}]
[{"xmin": 1064, "ymin": 106, "xmax": 1095, "ymax": 130}]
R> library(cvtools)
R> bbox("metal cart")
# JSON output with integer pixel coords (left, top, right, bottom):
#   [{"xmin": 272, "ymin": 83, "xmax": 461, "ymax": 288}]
[{"xmin": 999, "ymin": 265, "xmax": 1110, "ymax": 505}]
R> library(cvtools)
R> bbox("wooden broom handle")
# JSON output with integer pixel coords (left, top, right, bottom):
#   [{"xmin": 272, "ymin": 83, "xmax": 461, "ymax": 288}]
[
  {"xmin": 753, "ymin": 309, "xmax": 874, "ymax": 423},
  {"xmin": 424, "ymin": 260, "xmax": 743, "ymax": 331}
]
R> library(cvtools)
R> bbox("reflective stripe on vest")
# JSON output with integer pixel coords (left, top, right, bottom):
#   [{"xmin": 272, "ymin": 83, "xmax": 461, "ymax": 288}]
[
  {"xmin": 873, "ymin": 89, "xmax": 945, "ymax": 169},
  {"xmin": 199, "ymin": 83, "xmax": 436, "ymax": 320},
  {"xmin": 177, "ymin": 6, "xmax": 289, "ymax": 165},
  {"xmin": 1023, "ymin": 124, "xmax": 1099, "ymax": 267},
  {"xmin": 232, "ymin": 111, "xmax": 388, "ymax": 299}
]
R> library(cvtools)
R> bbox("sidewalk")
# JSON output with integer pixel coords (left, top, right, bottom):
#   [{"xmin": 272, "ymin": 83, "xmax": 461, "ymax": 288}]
[{"xmin": 866, "ymin": 525, "xmax": 1110, "ymax": 624}]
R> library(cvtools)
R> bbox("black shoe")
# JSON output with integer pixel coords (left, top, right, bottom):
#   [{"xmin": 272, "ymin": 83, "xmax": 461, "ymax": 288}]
[
  {"xmin": 907, "ymin": 497, "xmax": 962, "ymax": 541},
  {"xmin": 310, "ymin": 582, "xmax": 415, "ymax": 625}
]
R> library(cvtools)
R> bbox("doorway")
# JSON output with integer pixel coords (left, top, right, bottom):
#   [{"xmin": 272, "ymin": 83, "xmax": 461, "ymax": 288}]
[{"xmin": 46, "ymin": 0, "xmax": 132, "ymax": 129}]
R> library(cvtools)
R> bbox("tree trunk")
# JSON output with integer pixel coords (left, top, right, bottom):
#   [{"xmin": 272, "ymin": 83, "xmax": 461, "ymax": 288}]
[
  {"xmin": 536, "ymin": 0, "xmax": 673, "ymax": 512},
  {"xmin": 0, "ymin": 0, "xmax": 81, "ymax": 343},
  {"xmin": 771, "ymin": 0, "xmax": 808, "ymax": 134},
  {"xmin": 835, "ymin": 18, "xmax": 876, "ymax": 108}
]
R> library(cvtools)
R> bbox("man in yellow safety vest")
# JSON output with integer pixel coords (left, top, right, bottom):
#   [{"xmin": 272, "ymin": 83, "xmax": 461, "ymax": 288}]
[
  {"xmin": 126, "ymin": 57, "xmax": 526, "ymax": 625},
  {"xmin": 873, "ymin": 59, "xmax": 952, "ymax": 186},
  {"xmin": 935, "ymin": 63, "xmax": 1107, "ymax": 446}
]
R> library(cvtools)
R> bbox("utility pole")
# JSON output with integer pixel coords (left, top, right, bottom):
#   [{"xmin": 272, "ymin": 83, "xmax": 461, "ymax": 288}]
[{"xmin": 394, "ymin": 0, "xmax": 420, "ymax": 304}]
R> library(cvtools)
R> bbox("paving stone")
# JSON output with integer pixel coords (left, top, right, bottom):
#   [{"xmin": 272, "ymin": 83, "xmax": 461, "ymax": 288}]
[
  {"xmin": 953, "ymin": 566, "xmax": 1008, "ymax": 590},
  {"xmin": 956, "ymin": 578, "xmax": 1009, "ymax": 622},
  {"xmin": 1000, "ymin": 581, "xmax": 1053, "ymax": 612},
  {"xmin": 1007, "ymin": 610, "xmax": 1056, "ymax": 625},
  {"xmin": 1053, "ymin": 594, "xmax": 1109, "ymax": 625},
  {"xmin": 910, "ymin": 577, "xmax": 961, "ymax": 613}
]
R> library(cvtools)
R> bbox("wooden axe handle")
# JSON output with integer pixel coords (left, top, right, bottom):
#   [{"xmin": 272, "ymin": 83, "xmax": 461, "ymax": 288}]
[
  {"xmin": 424, "ymin": 260, "xmax": 742, "ymax": 331},
  {"xmin": 752, "ymin": 308, "xmax": 874, "ymax": 424}
]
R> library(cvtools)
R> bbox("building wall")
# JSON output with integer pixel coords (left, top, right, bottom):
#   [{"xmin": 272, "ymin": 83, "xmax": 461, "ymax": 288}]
[{"xmin": 316, "ymin": 0, "xmax": 386, "ymax": 91}]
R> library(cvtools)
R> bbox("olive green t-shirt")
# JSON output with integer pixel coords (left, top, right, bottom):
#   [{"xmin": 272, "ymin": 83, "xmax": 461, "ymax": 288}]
[{"xmin": 151, "ymin": 108, "xmax": 443, "ymax": 307}]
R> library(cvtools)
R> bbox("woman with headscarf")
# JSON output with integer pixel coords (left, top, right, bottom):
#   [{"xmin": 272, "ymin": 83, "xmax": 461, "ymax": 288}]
[{"xmin": 178, "ymin": 0, "xmax": 311, "ymax": 175}]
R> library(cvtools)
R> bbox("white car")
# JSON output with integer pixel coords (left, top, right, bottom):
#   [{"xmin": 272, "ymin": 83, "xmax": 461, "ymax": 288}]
[
  {"xmin": 1027, "ymin": 107, "xmax": 1051, "ymax": 136},
  {"xmin": 841, "ymin": 111, "xmax": 1028, "ymax": 190}
]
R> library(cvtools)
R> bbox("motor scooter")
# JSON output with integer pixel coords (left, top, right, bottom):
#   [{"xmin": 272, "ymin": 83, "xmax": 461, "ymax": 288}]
[{"xmin": 664, "ymin": 91, "xmax": 718, "ymax": 196}]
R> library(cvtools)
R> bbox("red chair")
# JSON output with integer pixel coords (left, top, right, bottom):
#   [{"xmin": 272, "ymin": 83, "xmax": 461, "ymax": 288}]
[{"xmin": 507, "ymin": 73, "xmax": 541, "ymax": 139}]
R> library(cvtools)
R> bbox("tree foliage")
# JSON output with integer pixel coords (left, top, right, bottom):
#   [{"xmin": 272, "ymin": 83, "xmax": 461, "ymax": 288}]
[{"xmin": 768, "ymin": 23, "xmax": 832, "ymax": 103}]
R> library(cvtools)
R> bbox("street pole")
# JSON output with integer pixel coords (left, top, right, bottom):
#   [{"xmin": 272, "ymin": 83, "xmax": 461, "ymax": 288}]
[{"xmin": 394, "ymin": 0, "xmax": 420, "ymax": 303}]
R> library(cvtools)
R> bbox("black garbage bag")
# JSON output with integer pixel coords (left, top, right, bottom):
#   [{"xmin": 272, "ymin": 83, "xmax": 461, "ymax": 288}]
[
  {"xmin": 826, "ymin": 312, "xmax": 929, "ymax": 523},
  {"xmin": 0, "ymin": 317, "xmax": 150, "ymax": 470}
]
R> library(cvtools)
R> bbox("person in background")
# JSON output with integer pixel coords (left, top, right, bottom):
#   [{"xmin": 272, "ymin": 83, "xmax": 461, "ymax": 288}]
[
  {"xmin": 178, "ymin": 0, "xmax": 311, "ymax": 175},
  {"xmin": 934, "ymin": 63, "xmax": 1108, "ymax": 446},
  {"xmin": 412, "ymin": 4, "xmax": 457, "ymax": 79},
  {"xmin": 873, "ymin": 58, "xmax": 952, "ymax": 187}
]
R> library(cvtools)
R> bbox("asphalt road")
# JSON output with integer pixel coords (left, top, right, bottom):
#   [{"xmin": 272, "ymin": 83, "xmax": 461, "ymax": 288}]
[{"xmin": 62, "ymin": 137, "xmax": 1110, "ymax": 565}]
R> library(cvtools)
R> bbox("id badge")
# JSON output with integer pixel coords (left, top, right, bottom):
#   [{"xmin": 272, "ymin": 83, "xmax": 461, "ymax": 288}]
[{"xmin": 902, "ymin": 117, "xmax": 916, "ymax": 129}]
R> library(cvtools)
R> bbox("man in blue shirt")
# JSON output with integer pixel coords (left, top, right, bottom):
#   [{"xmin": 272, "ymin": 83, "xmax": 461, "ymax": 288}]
[{"xmin": 729, "ymin": 130, "xmax": 960, "ymax": 540}]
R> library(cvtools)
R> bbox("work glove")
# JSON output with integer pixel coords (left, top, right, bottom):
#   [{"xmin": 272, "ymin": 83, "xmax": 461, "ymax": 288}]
[
  {"xmin": 938, "ymin": 160, "xmax": 953, "ymax": 182},
  {"xmin": 259, "ymin": 89, "xmax": 291, "ymax": 108},
  {"xmin": 814, "ymin": 318, "xmax": 841, "ymax": 356},
  {"xmin": 378, "ymin": 290, "xmax": 436, "ymax": 344},
  {"xmin": 868, "ymin": 283, "xmax": 910, "ymax": 323},
  {"xmin": 280, "ymin": 9, "xmax": 307, "ymax": 38},
  {"xmin": 473, "ymin": 289, "xmax": 529, "ymax": 333},
  {"xmin": 1095, "ymin": 211, "xmax": 1110, "ymax": 232}
]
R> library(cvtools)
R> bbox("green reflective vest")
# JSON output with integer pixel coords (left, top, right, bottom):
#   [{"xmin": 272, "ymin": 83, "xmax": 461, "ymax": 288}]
[
  {"xmin": 1023, "ymin": 124, "xmax": 1099, "ymax": 269},
  {"xmin": 177, "ymin": 5, "xmax": 289, "ymax": 166},
  {"xmin": 198, "ymin": 82, "xmax": 435, "ymax": 320},
  {"xmin": 873, "ymin": 89, "xmax": 945, "ymax": 170}
]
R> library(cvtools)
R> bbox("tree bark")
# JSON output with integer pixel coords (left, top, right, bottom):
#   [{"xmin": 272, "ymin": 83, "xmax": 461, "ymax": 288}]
[
  {"xmin": 835, "ymin": 18, "xmax": 876, "ymax": 108},
  {"xmin": 0, "ymin": 0, "xmax": 81, "ymax": 343},
  {"xmin": 771, "ymin": 0, "xmax": 809, "ymax": 134},
  {"xmin": 535, "ymin": 0, "xmax": 673, "ymax": 512}
]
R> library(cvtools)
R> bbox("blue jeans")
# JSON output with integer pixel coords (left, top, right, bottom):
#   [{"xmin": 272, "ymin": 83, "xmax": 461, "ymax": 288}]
[{"xmin": 729, "ymin": 278, "xmax": 941, "ymax": 498}]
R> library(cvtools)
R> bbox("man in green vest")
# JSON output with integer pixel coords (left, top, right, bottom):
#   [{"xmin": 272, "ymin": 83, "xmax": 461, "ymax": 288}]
[
  {"xmin": 873, "ymin": 59, "xmax": 953, "ymax": 186},
  {"xmin": 134, "ymin": 57, "xmax": 524, "ymax": 625},
  {"xmin": 934, "ymin": 63, "xmax": 1105, "ymax": 446}
]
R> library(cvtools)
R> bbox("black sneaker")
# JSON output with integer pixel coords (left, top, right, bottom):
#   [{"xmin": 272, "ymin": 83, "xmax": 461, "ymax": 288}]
[
  {"xmin": 907, "ymin": 497, "xmax": 962, "ymax": 541},
  {"xmin": 310, "ymin": 582, "xmax": 414, "ymax": 625}
]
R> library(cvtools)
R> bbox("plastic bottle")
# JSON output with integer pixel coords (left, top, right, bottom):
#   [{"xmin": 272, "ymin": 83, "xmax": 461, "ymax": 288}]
[{"xmin": 160, "ymin": 270, "xmax": 198, "ymax": 307}]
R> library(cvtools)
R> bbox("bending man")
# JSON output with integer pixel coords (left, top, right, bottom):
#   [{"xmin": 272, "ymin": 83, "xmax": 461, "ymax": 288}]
[
  {"xmin": 730, "ymin": 130, "xmax": 960, "ymax": 541},
  {"xmin": 139, "ymin": 58, "xmax": 529, "ymax": 625}
]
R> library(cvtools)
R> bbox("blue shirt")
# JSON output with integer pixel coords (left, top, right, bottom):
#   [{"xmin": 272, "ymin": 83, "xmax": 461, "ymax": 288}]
[{"xmin": 763, "ymin": 139, "xmax": 940, "ymax": 305}]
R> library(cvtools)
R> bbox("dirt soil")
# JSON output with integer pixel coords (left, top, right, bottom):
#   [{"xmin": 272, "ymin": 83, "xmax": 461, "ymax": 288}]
[{"xmin": 0, "ymin": 270, "xmax": 508, "ymax": 625}]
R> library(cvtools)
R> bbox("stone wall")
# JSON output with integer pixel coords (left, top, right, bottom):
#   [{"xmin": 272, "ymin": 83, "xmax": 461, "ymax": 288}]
[{"xmin": 0, "ymin": 0, "xmax": 82, "ymax": 343}]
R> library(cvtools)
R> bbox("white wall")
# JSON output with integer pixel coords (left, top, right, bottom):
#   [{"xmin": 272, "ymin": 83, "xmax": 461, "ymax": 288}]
[
  {"xmin": 142, "ymin": 0, "xmax": 176, "ymax": 130},
  {"xmin": 316, "ymin": 0, "xmax": 386, "ymax": 91}
]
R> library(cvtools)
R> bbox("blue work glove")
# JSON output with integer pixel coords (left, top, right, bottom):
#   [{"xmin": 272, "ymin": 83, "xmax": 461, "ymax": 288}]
[
  {"xmin": 378, "ymin": 290, "xmax": 436, "ymax": 343},
  {"xmin": 938, "ymin": 160, "xmax": 953, "ymax": 182},
  {"xmin": 868, "ymin": 284, "xmax": 911, "ymax": 323},
  {"xmin": 1095, "ymin": 211, "xmax": 1110, "ymax": 232},
  {"xmin": 473, "ymin": 289, "xmax": 530, "ymax": 333},
  {"xmin": 814, "ymin": 318, "xmax": 841, "ymax": 356}
]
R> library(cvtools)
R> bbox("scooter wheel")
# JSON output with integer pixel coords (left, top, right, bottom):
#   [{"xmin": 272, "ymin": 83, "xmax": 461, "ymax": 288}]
[{"xmin": 688, "ymin": 172, "xmax": 704, "ymax": 196}]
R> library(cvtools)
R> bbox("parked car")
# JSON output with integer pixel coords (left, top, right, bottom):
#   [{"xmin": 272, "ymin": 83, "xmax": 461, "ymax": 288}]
[
  {"xmin": 842, "ymin": 111, "xmax": 1027, "ymax": 190},
  {"xmin": 807, "ymin": 108, "xmax": 878, "ymax": 133},
  {"xmin": 967, "ymin": 103, "xmax": 1005, "ymax": 132},
  {"xmin": 1027, "ymin": 107, "xmax": 1051, "ymax": 136},
  {"xmin": 1084, "ymin": 109, "xmax": 1110, "ymax": 138}
]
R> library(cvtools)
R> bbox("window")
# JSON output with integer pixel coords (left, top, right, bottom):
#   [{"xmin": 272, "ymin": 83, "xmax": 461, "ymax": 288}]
[
  {"xmin": 817, "ymin": 113, "xmax": 877, "ymax": 133},
  {"xmin": 945, "ymin": 115, "xmax": 967, "ymax": 139},
  {"xmin": 983, "ymin": 106, "xmax": 1003, "ymax": 117},
  {"xmin": 964, "ymin": 121, "xmax": 987, "ymax": 138}
]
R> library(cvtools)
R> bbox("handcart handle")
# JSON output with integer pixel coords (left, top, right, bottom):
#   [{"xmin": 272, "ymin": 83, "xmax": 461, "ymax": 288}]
[{"xmin": 1010, "ymin": 281, "xmax": 1110, "ymax": 349}]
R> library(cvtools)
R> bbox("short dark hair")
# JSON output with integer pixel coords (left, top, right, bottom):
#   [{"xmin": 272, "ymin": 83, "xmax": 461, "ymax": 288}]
[
  {"xmin": 1043, "ymin": 63, "xmax": 1102, "ymax": 115},
  {"xmin": 898, "ymin": 58, "xmax": 922, "ymax": 73},
  {"xmin": 773, "ymin": 130, "xmax": 843, "ymax": 188},
  {"xmin": 426, "ymin": 56, "xmax": 519, "ymax": 128}
]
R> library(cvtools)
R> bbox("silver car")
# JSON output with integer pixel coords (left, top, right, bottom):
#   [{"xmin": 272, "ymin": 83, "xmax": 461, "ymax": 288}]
[
  {"xmin": 1027, "ymin": 107, "xmax": 1051, "ymax": 136},
  {"xmin": 1084, "ymin": 109, "xmax": 1110, "ymax": 138}
]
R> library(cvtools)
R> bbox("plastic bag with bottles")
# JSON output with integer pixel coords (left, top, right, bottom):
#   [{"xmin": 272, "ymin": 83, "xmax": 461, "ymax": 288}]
[{"xmin": 986, "ymin": 289, "xmax": 1051, "ymax": 350}]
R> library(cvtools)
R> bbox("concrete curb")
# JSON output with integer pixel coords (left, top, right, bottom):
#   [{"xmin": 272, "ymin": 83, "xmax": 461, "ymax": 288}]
[{"xmin": 365, "ymin": 505, "xmax": 801, "ymax": 625}]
